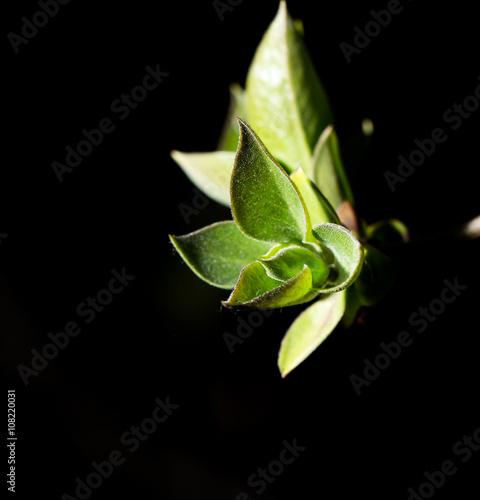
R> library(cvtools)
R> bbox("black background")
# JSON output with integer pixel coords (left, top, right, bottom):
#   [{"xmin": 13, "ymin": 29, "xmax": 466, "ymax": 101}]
[{"xmin": 2, "ymin": 0, "xmax": 479, "ymax": 499}]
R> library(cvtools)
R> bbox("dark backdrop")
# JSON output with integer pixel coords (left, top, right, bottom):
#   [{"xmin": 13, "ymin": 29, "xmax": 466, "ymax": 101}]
[{"xmin": 2, "ymin": 1, "xmax": 479, "ymax": 499}]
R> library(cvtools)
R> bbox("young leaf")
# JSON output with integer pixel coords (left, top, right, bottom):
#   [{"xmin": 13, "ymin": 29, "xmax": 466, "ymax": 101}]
[
  {"xmin": 217, "ymin": 83, "xmax": 247, "ymax": 152},
  {"xmin": 231, "ymin": 119, "xmax": 310, "ymax": 243},
  {"xmin": 290, "ymin": 167, "xmax": 340, "ymax": 225},
  {"xmin": 171, "ymin": 150, "xmax": 235, "ymax": 207},
  {"xmin": 260, "ymin": 244, "xmax": 329, "ymax": 288},
  {"xmin": 312, "ymin": 223, "xmax": 364, "ymax": 293},
  {"xmin": 169, "ymin": 221, "xmax": 273, "ymax": 289},
  {"xmin": 312, "ymin": 126, "xmax": 354, "ymax": 210},
  {"xmin": 223, "ymin": 263, "xmax": 319, "ymax": 309},
  {"xmin": 245, "ymin": 0, "xmax": 332, "ymax": 172},
  {"xmin": 278, "ymin": 291, "xmax": 346, "ymax": 377}
]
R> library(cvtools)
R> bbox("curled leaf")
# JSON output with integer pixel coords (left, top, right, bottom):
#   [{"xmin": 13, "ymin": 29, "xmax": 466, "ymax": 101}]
[
  {"xmin": 312, "ymin": 223, "xmax": 364, "ymax": 293},
  {"xmin": 261, "ymin": 244, "xmax": 329, "ymax": 288},
  {"xmin": 223, "ymin": 263, "xmax": 318, "ymax": 309}
]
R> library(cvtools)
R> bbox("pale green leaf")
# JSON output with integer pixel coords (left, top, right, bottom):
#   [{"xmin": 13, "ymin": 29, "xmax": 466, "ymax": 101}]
[
  {"xmin": 169, "ymin": 221, "xmax": 273, "ymax": 289},
  {"xmin": 278, "ymin": 291, "xmax": 346, "ymax": 377},
  {"xmin": 223, "ymin": 263, "xmax": 318, "ymax": 309},
  {"xmin": 312, "ymin": 223, "xmax": 364, "ymax": 293},
  {"xmin": 171, "ymin": 150, "xmax": 235, "ymax": 207},
  {"xmin": 231, "ymin": 119, "xmax": 310, "ymax": 243},
  {"xmin": 245, "ymin": 1, "xmax": 332, "ymax": 172},
  {"xmin": 260, "ymin": 244, "xmax": 329, "ymax": 288},
  {"xmin": 312, "ymin": 126, "xmax": 354, "ymax": 210},
  {"xmin": 291, "ymin": 167, "xmax": 340, "ymax": 225},
  {"xmin": 217, "ymin": 83, "xmax": 247, "ymax": 152}
]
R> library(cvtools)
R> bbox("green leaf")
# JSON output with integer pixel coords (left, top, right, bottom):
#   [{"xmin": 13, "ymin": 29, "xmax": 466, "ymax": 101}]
[
  {"xmin": 312, "ymin": 126, "xmax": 354, "ymax": 210},
  {"xmin": 293, "ymin": 18, "xmax": 304, "ymax": 36},
  {"xmin": 260, "ymin": 244, "xmax": 329, "ymax": 288},
  {"xmin": 231, "ymin": 119, "xmax": 310, "ymax": 243},
  {"xmin": 223, "ymin": 263, "xmax": 318, "ymax": 309},
  {"xmin": 366, "ymin": 219, "xmax": 409, "ymax": 246},
  {"xmin": 312, "ymin": 223, "xmax": 364, "ymax": 293},
  {"xmin": 245, "ymin": 1, "xmax": 332, "ymax": 172},
  {"xmin": 169, "ymin": 221, "xmax": 273, "ymax": 289},
  {"xmin": 278, "ymin": 291, "xmax": 346, "ymax": 377},
  {"xmin": 342, "ymin": 285, "xmax": 362, "ymax": 328},
  {"xmin": 171, "ymin": 150, "xmax": 235, "ymax": 207},
  {"xmin": 290, "ymin": 167, "xmax": 340, "ymax": 225},
  {"xmin": 217, "ymin": 83, "xmax": 247, "ymax": 152},
  {"xmin": 355, "ymin": 243, "xmax": 397, "ymax": 306}
]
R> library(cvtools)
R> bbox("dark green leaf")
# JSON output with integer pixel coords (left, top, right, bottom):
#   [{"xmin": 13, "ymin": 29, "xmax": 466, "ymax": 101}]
[
  {"xmin": 366, "ymin": 219, "xmax": 409, "ymax": 246},
  {"xmin": 169, "ymin": 221, "xmax": 273, "ymax": 289},
  {"xmin": 355, "ymin": 243, "xmax": 397, "ymax": 306},
  {"xmin": 342, "ymin": 285, "xmax": 362, "ymax": 328},
  {"xmin": 231, "ymin": 119, "xmax": 310, "ymax": 243}
]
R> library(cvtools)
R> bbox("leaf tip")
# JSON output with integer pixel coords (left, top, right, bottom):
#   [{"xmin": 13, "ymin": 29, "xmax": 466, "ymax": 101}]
[
  {"xmin": 277, "ymin": 0, "xmax": 288, "ymax": 16},
  {"xmin": 278, "ymin": 364, "xmax": 290, "ymax": 378},
  {"xmin": 235, "ymin": 116, "xmax": 249, "ymax": 134},
  {"xmin": 170, "ymin": 150, "xmax": 189, "ymax": 168},
  {"xmin": 291, "ymin": 165, "xmax": 306, "ymax": 177},
  {"xmin": 168, "ymin": 233, "xmax": 180, "ymax": 249}
]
